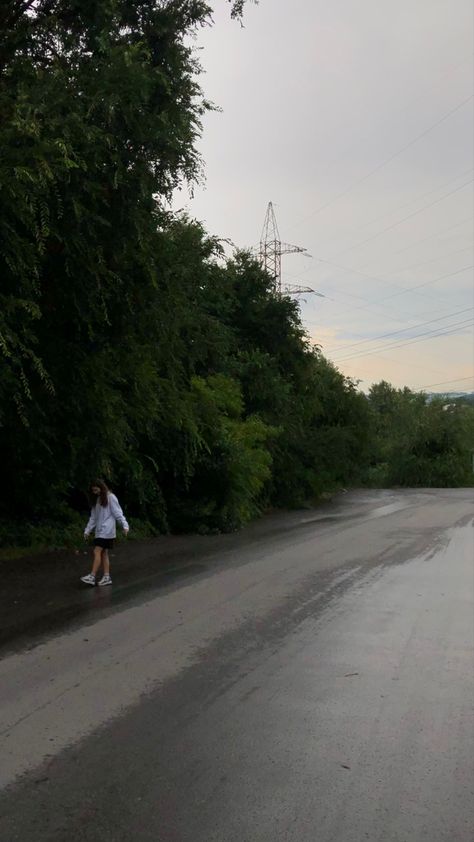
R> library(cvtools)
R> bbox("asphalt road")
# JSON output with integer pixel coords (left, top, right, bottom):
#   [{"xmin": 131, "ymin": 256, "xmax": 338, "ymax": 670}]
[{"xmin": 0, "ymin": 489, "xmax": 473, "ymax": 841}]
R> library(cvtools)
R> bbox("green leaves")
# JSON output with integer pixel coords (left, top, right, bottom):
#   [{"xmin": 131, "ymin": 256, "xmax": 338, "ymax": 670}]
[
  {"xmin": 6, "ymin": 0, "xmax": 468, "ymax": 553},
  {"xmin": 366, "ymin": 384, "xmax": 474, "ymax": 487},
  {"xmin": 166, "ymin": 374, "xmax": 274, "ymax": 532}
]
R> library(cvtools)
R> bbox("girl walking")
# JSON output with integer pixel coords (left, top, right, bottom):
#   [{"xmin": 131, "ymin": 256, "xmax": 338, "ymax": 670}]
[{"xmin": 81, "ymin": 480, "xmax": 129, "ymax": 586}]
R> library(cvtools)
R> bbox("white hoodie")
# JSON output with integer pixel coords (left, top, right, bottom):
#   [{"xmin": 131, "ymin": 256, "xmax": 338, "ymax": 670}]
[{"xmin": 84, "ymin": 493, "xmax": 129, "ymax": 539}]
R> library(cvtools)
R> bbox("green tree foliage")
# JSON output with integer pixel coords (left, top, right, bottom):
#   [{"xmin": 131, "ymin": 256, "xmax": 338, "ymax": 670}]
[
  {"xmin": 1, "ymin": 2, "xmax": 471, "ymax": 550},
  {"xmin": 366, "ymin": 383, "xmax": 474, "ymax": 487},
  {"xmin": 0, "ymin": 0, "xmax": 215, "ymax": 520},
  {"xmin": 167, "ymin": 374, "xmax": 274, "ymax": 532}
]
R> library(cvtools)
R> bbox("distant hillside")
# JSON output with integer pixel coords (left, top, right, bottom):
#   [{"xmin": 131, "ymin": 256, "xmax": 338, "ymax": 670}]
[{"xmin": 426, "ymin": 392, "xmax": 474, "ymax": 405}]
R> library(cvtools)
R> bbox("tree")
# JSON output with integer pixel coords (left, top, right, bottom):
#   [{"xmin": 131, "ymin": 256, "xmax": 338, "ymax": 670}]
[
  {"xmin": 366, "ymin": 383, "xmax": 474, "ymax": 487},
  {"xmin": 0, "ymin": 1, "xmax": 220, "ymax": 519},
  {"xmin": 6, "ymin": 0, "xmax": 468, "ymax": 552}
]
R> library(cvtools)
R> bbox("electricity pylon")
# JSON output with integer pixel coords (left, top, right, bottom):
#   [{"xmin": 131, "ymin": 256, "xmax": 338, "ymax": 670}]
[{"xmin": 259, "ymin": 201, "xmax": 313, "ymax": 296}]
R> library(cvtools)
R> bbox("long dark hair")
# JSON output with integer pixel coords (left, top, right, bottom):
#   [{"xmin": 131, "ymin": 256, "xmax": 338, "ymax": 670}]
[{"xmin": 90, "ymin": 479, "xmax": 109, "ymax": 508}]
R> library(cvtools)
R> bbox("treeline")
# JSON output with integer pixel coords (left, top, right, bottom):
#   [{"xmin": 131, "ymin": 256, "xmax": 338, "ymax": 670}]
[
  {"xmin": 366, "ymin": 383, "xmax": 473, "ymax": 488},
  {"xmin": 0, "ymin": 1, "xmax": 472, "ymax": 548}
]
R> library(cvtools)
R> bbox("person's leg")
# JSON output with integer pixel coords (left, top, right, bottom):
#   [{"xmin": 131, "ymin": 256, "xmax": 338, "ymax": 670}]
[
  {"xmin": 102, "ymin": 550, "xmax": 110, "ymax": 576},
  {"xmin": 97, "ymin": 548, "xmax": 112, "ymax": 585},
  {"xmin": 91, "ymin": 545, "xmax": 103, "ymax": 577}
]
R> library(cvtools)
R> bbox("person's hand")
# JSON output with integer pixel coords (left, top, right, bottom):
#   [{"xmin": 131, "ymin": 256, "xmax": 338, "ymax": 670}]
[
  {"xmin": 124, "ymin": 528, "xmax": 129, "ymax": 537},
  {"xmin": 84, "ymin": 532, "xmax": 90, "ymax": 541}
]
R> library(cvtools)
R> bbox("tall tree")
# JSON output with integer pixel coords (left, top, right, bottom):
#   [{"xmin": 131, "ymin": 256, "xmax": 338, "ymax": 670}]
[{"xmin": 0, "ymin": 0, "xmax": 219, "ymax": 517}]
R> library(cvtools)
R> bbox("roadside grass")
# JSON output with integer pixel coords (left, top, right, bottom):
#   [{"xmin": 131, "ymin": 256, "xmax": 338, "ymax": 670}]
[
  {"xmin": 0, "ymin": 516, "xmax": 158, "ymax": 561},
  {"xmin": 0, "ymin": 487, "xmax": 349, "ymax": 561}
]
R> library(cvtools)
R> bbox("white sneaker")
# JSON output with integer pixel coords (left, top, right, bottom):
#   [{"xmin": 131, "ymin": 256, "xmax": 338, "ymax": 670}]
[
  {"xmin": 80, "ymin": 574, "xmax": 96, "ymax": 586},
  {"xmin": 98, "ymin": 574, "xmax": 112, "ymax": 587}
]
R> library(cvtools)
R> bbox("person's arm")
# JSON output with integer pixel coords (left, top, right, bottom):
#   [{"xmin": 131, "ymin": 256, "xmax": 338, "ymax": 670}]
[
  {"xmin": 84, "ymin": 506, "xmax": 97, "ymax": 537},
  {"xmin": 110, "ymin": 494, "xmax": 129, "ymax": 534}
]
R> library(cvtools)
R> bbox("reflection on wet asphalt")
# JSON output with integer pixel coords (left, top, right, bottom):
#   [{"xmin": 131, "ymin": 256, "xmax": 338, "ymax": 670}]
[
  {"xmin": 0, "ymin": 490, "xmax": 438, "ymax": 653},
  {"xmin": 0, "ymin": 489, "xmax": 473, "ymax": 841}
]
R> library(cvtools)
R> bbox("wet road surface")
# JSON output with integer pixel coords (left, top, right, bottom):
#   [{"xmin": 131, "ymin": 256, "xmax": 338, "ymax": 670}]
[{"xmin": 0, "ymin": 489, "xmax": 473, "ymax": 841}]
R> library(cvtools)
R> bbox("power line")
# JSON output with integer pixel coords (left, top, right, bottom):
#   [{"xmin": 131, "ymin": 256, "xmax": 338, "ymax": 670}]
[
  {"xmin": 333, "ymin": 318, "xmax": 473, "ymax": 363},
  {"xmin": 305, "ymin": 254, "xmax": 469, "ymax": 307},
  {"xmin": 290, "ymin": 56, "xmax": 473, "ymax": 225},
  {"xmin": 355, "ymin": 214, "xmax": 473, "ymax": 268},
  {"xmin": 325, "ymin": 341, "xmax": 460, "ymax": 377},
  {"xmin": 301, "ymin": 285, "xmax": 435, "ymax": 328},
  {"xmin": 414, "ymin": 376, "xmax": 474, "ymax": 390},
  {"xmin": 286, "ymin": 245, "xmax": 473, "ymax": 289},
  {"xmin": 338, "ymin": 352, "xmax": 455, "ymax": 378},
  {"xmin": 330, "ymin": 319, "xmax": 473, "ymax": 364},
  {"xmin": 283, "ymin": 222, "xmax": 473, "ymax": 286},
  {"xmin": 325, "ymin": 307, "xmax": 473, "ymax": 354},
  {"xmin": 331, "ymin": 318, "xmax": 473, "ymax": 363},
  {"xmin": 290, "ymin": 246, "xmax": 472, "ymax": 325},
  {"xmin": 381, "ymin": 245, "xmax": 473, "ymax": 277},
  {"xmin": 378, "ymin": 264, "xmax": 473, "ymax": 301},
  {"xmin": 287, "ymin": 223, "xmax": 472, "ymax": 322},
  {"xmin": 330, "ymin": 178, "xmax": 473, "ymax": 260},
  {"xmin": 301, "ymin": 264, "xmax": 472, "ymax": 333},
  {"xmin": 315, "ymin": 167, "xmax": 473, "ymax": 254},
  {"xmin": 290, "ymin": 94, "xmax": 473, "ymax": 229},
  {"xmin": 345, "ymin": 168, "xmax": 472, "ymax": 236},
  {"xmin": 321, "ymin": 267, "xmax": 472, "ymax": 328}
]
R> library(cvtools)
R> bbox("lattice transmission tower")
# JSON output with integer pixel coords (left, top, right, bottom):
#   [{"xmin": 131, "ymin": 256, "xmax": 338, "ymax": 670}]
[{"xmin": 259, "ymin": 202, "xmax": 313, "ymax": 297}]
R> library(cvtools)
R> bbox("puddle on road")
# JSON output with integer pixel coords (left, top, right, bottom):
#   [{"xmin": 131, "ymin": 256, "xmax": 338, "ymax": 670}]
[
  {"xmin": 298, "ymin": 500, "xmax": 408, "ymax": 527},
  {"xmin": 0, "ymin": 562, "xmax": 208, "ymax": 656},
  {"xmin": 365, "ymin": 501, "xmax": 409, "ymax": 520}
]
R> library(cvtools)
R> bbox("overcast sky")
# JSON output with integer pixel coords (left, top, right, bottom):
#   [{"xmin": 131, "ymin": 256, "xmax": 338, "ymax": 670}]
[{"xmin": 175, "ymin": 0, "xmax": 474, "ymax": 393}]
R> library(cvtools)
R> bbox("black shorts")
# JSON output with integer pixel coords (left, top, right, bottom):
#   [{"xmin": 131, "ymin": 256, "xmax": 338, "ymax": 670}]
[{"xmin": 93, "ymin": 538, "xmax": 114, "ymax": 549}]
